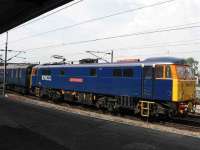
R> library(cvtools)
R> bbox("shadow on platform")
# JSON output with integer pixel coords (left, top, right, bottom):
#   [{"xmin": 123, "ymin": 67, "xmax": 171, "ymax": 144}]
[{"xmin": 0, "ymin": 125, "xmax": 69, "ymax": 150}]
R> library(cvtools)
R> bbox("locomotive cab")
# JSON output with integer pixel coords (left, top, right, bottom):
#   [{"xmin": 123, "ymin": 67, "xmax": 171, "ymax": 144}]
[
  {"xmin": 171, "ymin": 64, "xmax": 196, "ymax": 102},
  {"xmin": 141, "ymin": 57, "xmax": 196, "ymax": 116},
  {"xmin": 170, "ymin": 64, "xmax": 196, "ymax": 114},
  {"xmin": 143, "ymin": 57, "xmax": 196, "ymax": 103}
]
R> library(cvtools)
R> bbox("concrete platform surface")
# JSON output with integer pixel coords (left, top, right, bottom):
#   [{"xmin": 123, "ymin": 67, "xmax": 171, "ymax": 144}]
[{"xmin": 0, "ymin": 97, "xmax": 199, "ymax": 150}]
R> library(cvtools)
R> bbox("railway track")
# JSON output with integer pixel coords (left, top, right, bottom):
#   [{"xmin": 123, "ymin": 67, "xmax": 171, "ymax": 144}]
[
  {"xmin": 7, "ymin": 91, "xmax": 200, "ymax": 132},
  {"xmin": 155, "ymin": 117, "xmax": 200, "ymax": 132}
]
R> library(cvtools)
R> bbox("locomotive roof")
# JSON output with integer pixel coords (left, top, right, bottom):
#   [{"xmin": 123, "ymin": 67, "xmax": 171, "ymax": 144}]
[
  {"xmin": 143, "ymin": 57, "xmax": 185, "ymax": 64},
  {"xmin": 34, "ymin": 57, "xmax": 185, "ymax": 69}
]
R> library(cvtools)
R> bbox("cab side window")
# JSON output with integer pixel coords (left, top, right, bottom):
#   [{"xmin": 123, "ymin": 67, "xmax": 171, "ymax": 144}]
[
  {"xmin": 166, "ymin": 65, "xmax": 171, "ymax": 78},
  {"xmin": 155, "ymin": 65, "xmax": 163, "ymax": 79},
  {"xmin": 11, "ymin": 69, "xmax": 14, "ymax": 78}
]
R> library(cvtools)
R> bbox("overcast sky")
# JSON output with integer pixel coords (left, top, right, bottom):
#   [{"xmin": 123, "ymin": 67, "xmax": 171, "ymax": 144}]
[{"xmin": 0, "ymin": 0, "xmax": 200, "ymax": 63}]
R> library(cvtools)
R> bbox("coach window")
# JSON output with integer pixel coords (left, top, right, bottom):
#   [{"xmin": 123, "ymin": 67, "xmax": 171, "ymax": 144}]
[
  {"xmin": 11, "ymin": 69, "xmax": 14, "ymax": 78},
  {"xmin": 19, "ymin": 69, "xmax": 22, "ymax": 78},
  {"xmin": 16, "ymin": 69, "xmax": 18, "ymax": 78},
  {"xmin": 155, "ymin": 65, "xmax": 164, "ymax": 79},
  {"xmin": 123, "ymin": 69, "xmax": 133, "ymax": 77},
  {"xmin": 90, "ymin": 68, "xmax": 97, "ymax": 76},
  {"xmin": 113, "ymin": 69, "xmax": 122, "ymax": 77},
  {"xmin": 166, "ymin": 65, "xmax": 171, "ymax": 78}
]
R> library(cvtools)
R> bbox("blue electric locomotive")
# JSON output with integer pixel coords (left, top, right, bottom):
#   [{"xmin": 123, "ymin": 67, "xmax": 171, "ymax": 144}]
[{"xmin": 30, "ymin": 57, "xmax": 196, "ymax": 116}]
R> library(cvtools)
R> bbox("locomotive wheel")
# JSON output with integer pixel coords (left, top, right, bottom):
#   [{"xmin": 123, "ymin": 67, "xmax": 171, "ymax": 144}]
[
  {"xmin": 167, "ymin": 109, "xmax": 177, "ymax": 118},
  {"xmin": 107, "ymin": 101, "xmax": 118, "ymax": 112},
  {"xmin": 52, "ymin": 91, "xmax": 62, "ymax": 102},
  {"xmin": 96, "ymin": 102, "xmax": 101, "ymax": 109},
  {"xmin": 107, "ymin": 103, "xmax": 114, "ymax": 112}
]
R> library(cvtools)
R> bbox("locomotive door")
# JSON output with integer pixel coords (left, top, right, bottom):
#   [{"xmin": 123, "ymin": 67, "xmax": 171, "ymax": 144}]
[{"xmin": 142, "ymin": 66, "xmax": 154, "ymax": 99}]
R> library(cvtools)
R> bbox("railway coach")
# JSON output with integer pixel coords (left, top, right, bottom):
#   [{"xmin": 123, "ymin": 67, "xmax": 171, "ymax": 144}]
[
  {"xmin": 30, "ymin": 57, "xmax": 196, "ymax": 117},
  {"xmin": 0, "ymin": 64, "xmax": 34, "ymax": 94}
]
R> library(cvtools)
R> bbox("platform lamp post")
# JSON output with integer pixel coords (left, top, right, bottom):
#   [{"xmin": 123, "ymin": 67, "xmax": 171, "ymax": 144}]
[
  {"xmin": 110, "ymin": 50, "xmax": 114, "ymax": 63},
  {"xmin": 0, "ymin": 32, "xmax": 25, "ymax": 96},
  {"xmin": 2, "ymin": 32, "xmax": 8, "ymax": 96}
]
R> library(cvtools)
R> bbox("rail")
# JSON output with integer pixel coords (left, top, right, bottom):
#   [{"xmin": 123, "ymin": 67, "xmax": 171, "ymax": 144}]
[{"xmin": 7, "ymin": 91, "xmax": 200, "ymax": 132}]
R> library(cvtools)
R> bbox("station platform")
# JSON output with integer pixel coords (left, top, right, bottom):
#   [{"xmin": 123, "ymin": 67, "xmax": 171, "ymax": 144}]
[{"xmin": 0, "ymin": 96, "xmax": 199, "ymax": 150}]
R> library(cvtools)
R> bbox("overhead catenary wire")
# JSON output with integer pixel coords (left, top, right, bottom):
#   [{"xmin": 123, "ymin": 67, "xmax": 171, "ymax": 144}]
[
  {"xmin": 21, "ymin": 24, "xmax": 200, "ymax": 52},
  {"xmin": 21, "ymin": 38, "xmax": 200, "ymax": 64},
  {"xmin": 75, "ymin": 49, "xmax": 200, "ymax": 61},
  {"xmin": 113, "ymin": 38, "xmax": 200, "ymax": 51},
  {"xmin": 68, "ymin": 41, "xmax": 200, "ymax": 57},
  {"xmin": 5, "ymin": 0, "xmax": 178, "ymax": 45},
  {"xmin": 117, "ymin": 49, "xmax": 200, "ymax": 58},
  {"xmin": 2, "ymin": 0, "xmax": 199, "ymax": 62},
  {"xmin": 26, "ymin": 49, "xmax": 200, "ymax": 64},
  {"xmin": 59, "ymin": 43, "xmax": 200, "ymax": 59}
]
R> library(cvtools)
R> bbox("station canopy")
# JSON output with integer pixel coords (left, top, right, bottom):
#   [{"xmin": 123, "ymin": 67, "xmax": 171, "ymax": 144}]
[{"xmin": 0, "ymin": 0, "xmax": 73, "ymax": 34}]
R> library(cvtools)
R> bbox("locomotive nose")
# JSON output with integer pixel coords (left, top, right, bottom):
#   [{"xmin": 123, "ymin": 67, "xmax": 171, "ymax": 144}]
[
  {"xmin": 181, "ymin": 80, "xmax": 196, "ymax": 101},
  {"xmin": 173, "ymin": 79, "xmax": 196, "ymax": 102},
  {"xmin": 172, "ymin": 64, "xmax": 196, "ymax": 102}
]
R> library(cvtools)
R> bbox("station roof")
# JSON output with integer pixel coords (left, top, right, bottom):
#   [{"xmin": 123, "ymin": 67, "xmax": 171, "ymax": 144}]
[{"xmin": 0, "ymin": 0, "xmax": 73, "ymax": 34}]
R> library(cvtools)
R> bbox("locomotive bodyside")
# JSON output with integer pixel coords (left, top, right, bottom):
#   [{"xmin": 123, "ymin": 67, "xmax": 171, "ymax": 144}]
[
  {"xmin": 31, "ymin": 64, "xmax": 143, "ymax": 98},
  {"xmin": 30, "ymin": 60, "xmax": 179, "ymax": 116}
]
